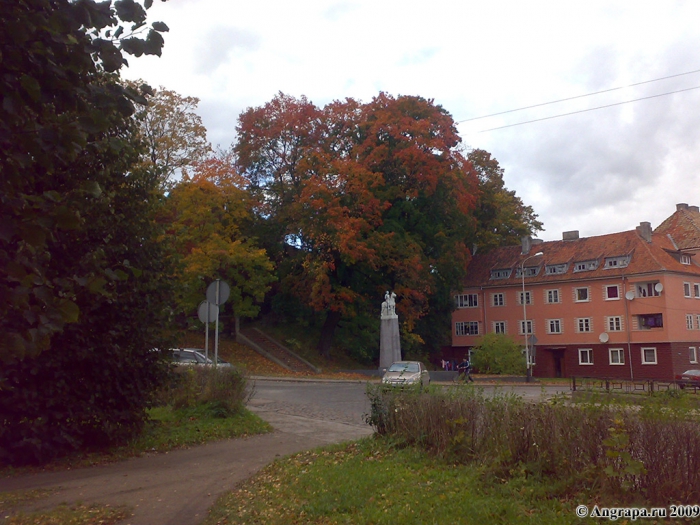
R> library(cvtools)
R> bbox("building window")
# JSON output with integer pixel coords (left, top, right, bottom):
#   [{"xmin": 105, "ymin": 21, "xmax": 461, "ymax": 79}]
[
  {"xmin": 490, "ymin": 269, "xmax": 512, "ymax": 279},
  {"xmin": 573, "ymin": 260, "xmax": 599, "ymax": 272},
  {"xmin": 548, "ymin": 319, "xmax": 562, "ymax": 334},
  {"xmin": 690, "ymin": 347, "xmax": 698, "ymax": 364},
  {"xmin": 519, "ymin": 320, "xmax": 533, "ymax": 335},
  {"xmin": 636, "ymin": 282, "xmax": 660, "ymax": 298},
  {"xmin": 455, "ymin": 322, "xmax": 479, "ymax": 336},
  {"xmin": 518, "ymin": 291, "xmax": 532, "ymax": 305},
  {"xmin": 687, "ymin": 314, "xmax": 695, "ymax": 330},
  {"xmin": 638, "ymin": 313, "xmax": 663, "ymax": 329},
  {"xmin": 576, "ymin": 317, "xmax": 592, "ymax": 333},
  {"xmin": 579, "ymin": 348, "xmax": 593, "ymax": 365},
  {"xmin": 546, "ymin": 289, "xmax": 560, "ymax": 304},
  {"xmin": 516, "ymin": 266, "xmax": 540, "ymax": 278},
  {"xmin": 681, "ymin": 254, "xmax": 691, "ymax": 265},
  {"xmin": 492, "ymin": 293, "xmax": 504, "ymax": 307},
  {"xmin": 494, "ymin": 321, "xmax": 506, "ymax": 334},
  {"xmin": 697, "ymin": 315, "xmax": 700, "ymax": 330},
  {"xmin": 607, "ymin": 316, "xmax": 622, "ymax": 332},
  {"xmin": 574, "ymin": 287, "xmax": 589, "ymax": 302},
  {"xmin": 641, "ymin": 347, "xmax": 657, "ymax": 365},
  {"xmin": 609, "ymin": 348, "xmax": 625, "ymax": 365},
  {"xmin": 684, "ymin": 282, "xmax": 692, "ymax": 298},
  {"xmin": 604, "ymin": 256, "xmax": 630, "ymax": 269},
  {"xmin": 605, "ymin": 285, "xmax": 620, "ymax": 300},
  {"xmin": 455, "ymin": 294, "xmax": 478, "ymax": 308},
  {"xmin": 695, "ymin": 284, "xmax": 700, "ymax": 298},
  {"xmin": 545, "ymin": 263, "xmax": 568, "ymax": 275}
]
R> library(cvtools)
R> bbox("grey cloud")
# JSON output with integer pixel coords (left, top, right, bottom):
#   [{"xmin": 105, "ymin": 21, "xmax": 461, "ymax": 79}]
[{"xmin": 194, "ymin": 27, "xmax": 261, "ymax": 74}]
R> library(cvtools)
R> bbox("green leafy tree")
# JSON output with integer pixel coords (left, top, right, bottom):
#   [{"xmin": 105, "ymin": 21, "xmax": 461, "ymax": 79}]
[
  {"xmin": 468, "ymin": 149, "xmax": 544, "ymax": 252},
  {"xmin": 470, "ymin": 333, "xmax": 526, "ymax": 375},
  {"xmin": 0, "ymin": 0, "xmax": 174, "ymax": 464}
]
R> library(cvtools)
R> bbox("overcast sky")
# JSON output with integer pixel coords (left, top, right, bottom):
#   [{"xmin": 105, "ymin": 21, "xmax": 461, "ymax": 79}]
[{"xmin": 123, "ymin": 0, "xmax": 700, "ymax": 241}]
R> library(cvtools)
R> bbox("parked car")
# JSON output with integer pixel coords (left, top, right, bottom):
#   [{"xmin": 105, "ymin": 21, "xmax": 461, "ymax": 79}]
[
  {"xmin": 170, "ymin": 348, "xmax": 232, "ymax": 368},
  {"xmin": 381, "ymin": 361, "xmax": 430, "ymax": 388},
  {"xmin": 676, "ymin": 369, "xmax": 700, "ymax": 388}
]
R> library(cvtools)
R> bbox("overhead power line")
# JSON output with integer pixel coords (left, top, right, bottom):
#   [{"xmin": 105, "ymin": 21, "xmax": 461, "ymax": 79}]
[
  {"xmin": 457, "ymin": 68, "xmax": 700, "ymax": 124},
  {"xmin": 478, "ymin": 85, "xmax": 700, "ymax": 132}
]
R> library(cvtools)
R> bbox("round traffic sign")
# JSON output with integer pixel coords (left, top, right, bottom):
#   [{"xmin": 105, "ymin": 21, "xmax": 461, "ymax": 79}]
[
  {"xmin": 206, "ymin": 280, "xmax": 230, "ymax": 305},
  {"xmin": 198, "ymin": 301, "xmax": 219, "ymax": 323}
]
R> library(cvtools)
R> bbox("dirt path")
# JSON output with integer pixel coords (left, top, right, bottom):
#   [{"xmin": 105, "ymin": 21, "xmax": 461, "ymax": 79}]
[{"xmin": 0, "ymin": 408, "xmax": 372, "ymax": 525}]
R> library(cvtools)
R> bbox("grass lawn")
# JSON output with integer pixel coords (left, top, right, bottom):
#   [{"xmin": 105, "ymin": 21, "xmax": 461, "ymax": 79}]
[{"xmin": 204, "ymin": 438, "xmax": 594, "ymax": 525}]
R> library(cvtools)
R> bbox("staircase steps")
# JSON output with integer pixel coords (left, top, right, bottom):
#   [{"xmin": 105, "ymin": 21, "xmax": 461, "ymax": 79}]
[{"xmin": 238, "ymin": 327, "xmax": 320, "ymax": 374}]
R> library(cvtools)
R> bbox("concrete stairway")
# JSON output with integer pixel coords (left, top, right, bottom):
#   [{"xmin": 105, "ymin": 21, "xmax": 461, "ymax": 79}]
[{"xmin": 237, "ymin": 327, "xmax": 320, "ymax": 374}]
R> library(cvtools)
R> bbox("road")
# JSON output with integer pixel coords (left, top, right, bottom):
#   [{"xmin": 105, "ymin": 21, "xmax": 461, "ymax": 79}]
[{"xmin": 0, "ymin": 379, "xmax": 569, "ymax": 524}]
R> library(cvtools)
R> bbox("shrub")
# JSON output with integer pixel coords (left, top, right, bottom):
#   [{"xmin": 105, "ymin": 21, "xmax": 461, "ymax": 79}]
[
  {"xmin": 159, "ymin": 367, "xmax": 249, "ymax": 417},
  {"xmin": 470, "ymin": 333, "xmax": 526, "ymax": 375},
  {"xmin": 365, "ymin": 385, "xmax": 700, "ymax": 504}
]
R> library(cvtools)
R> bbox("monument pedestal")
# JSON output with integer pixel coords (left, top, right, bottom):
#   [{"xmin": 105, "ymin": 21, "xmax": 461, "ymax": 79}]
[{"xmin": 379, "ymin": 291, "xmax": 401, "ymax": 369}]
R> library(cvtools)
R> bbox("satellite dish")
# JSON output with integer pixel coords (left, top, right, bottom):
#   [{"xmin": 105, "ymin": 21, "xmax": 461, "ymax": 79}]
[
  {"xmin": 599, "ymin": 332, "xmax": 609, "ymax": 343},
  {"xmin": 625, "ymin": 290, "xmax": 635, "ymax": 301},
  {"xmin": 654, "ymin": 282, "xmax": 664, "ymax": 293}
]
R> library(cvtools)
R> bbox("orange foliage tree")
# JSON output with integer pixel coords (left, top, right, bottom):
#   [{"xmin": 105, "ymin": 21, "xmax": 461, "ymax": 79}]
[{"xmin": 236, "ymin": 93, "xmax": 479, "ymax": 357}]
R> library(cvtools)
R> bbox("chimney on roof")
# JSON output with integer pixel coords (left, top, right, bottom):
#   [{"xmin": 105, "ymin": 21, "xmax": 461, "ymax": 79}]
[
  {"xmin": 562, "ymin": 230, "xmax": 579, "ymax": 241},
  {"xmin": 690, "ymin": 206, "xmax": 699, "ymax": 213},
  {"xmin": 521, "ymin": 236, "xmax": 531, "ymax": 255},
  {"xmin": 677, "ymin": 203, "xmax": 689, "ymax": 211},
  {"xmin": 636, "ymin": 221, "xmax": 652, "ymax": 243}
]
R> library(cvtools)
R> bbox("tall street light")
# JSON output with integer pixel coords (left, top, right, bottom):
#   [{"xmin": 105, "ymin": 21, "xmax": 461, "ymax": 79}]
[{"xmin": 521, "ymin": 251, "xmax": 543, "ymax": 383}]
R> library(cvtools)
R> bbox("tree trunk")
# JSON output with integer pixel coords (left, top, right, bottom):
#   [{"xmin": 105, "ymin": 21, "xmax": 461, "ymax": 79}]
[{"xmin": 317, "ymin": 310, "xmax": 341, "ymax": 358}]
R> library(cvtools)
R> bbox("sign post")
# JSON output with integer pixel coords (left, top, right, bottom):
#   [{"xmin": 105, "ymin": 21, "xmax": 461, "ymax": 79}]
[
  {"xmin": 206, "ymin": 280, "xmax": 230, "ymax": 367},
  {"xmin": 197, "ymin": 301, "xmax": 219, "ymax": 361}
]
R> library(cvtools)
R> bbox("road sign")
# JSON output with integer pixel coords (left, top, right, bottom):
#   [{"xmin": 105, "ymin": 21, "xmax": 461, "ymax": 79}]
[
  {"xmin": 206, "ymin": 280, "xmax": 230, "ymax": 305},
  {"xmin": 197, "ymin": 301, "xmax": 219, "ymax": 323}
]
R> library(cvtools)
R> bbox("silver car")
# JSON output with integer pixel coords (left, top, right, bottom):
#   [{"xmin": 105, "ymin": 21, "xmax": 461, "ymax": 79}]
[
  {"xmin": 382, "ymin": 361, "xmax": 430, "ymax": 388},
  {"xmin": 171, "ymin": 348, "xmax": 232, "ymax": 368}
]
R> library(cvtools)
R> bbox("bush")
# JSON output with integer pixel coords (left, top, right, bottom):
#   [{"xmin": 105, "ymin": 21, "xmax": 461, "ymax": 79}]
[
  {"xmin": 365, "ymin": 385, "xmax": 700, "ymax": 504},
  {"xmin": 470, "ymin": 333, "xmax": 525, "ymax": 375},
  {"xmin": 159, "ymin": 367, "xmax": 249, "ymax": 417}
]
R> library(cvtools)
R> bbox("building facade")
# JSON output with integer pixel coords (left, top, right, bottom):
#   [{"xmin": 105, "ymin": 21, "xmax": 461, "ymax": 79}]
[{"xmin": 452, "ymin": 204, "xmax": 700, "ymax": 380}]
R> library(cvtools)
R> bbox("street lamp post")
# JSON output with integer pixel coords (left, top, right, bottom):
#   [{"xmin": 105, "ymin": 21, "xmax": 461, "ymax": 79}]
[{"xmin": 521, "ymin": 251, "xmax": 543, "ymax": 383}]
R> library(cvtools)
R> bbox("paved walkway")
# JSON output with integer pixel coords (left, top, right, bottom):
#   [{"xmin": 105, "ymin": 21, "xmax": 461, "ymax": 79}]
[{"xmin": 0, "ymin": 407, "xmax": 372, "ymax": 525}]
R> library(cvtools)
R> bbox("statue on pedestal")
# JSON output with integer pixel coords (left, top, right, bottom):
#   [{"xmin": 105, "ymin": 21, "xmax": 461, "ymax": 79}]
[{"xmin": 379, "ymin": 290, "xmax": 401, "ymax": 369}]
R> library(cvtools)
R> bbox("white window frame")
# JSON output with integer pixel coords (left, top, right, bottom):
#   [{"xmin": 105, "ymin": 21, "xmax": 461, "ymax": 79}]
[
  {"xmin": 456, "ymin": 294, "xmax": 479, "ymax": 308},
  {"xmin": 455, "ymin": 321, "xmax": 479, "ymax": 336},
  {"xmin": 641, "ymin": 347, "xmax": 657, "ymax": 365},
  {"xmin": 546, "ymin": 289, "xmax": 560, "ymax": 304},
  {"xmin": 697, "ymin": 315, "xmax": 700, "ymax": 331},
  {"xmin": 578, "ymin": 348, "xmax": 593, "ymax": 365},
  {"xmin": 690, "ymin": 347, "xmax": 698, "ymax": 364},
  {"xmin": 519, "ymin": 320, "xmax": 533, "ymax": 335},
  {"xmin": 605, "ymin": 285, "xmax": 620, "ymax": 300},
  {"xmin": 607, "ymin": 316, "xmax": 622, "ymax": 332},
  {"xmin": 492, "ymin": 293, "xmax": 505, "ymax": 307},
  {"xmin": 493, "ymin": 321, "xmax": 506, "ymax": 334},
  {"xmin": 547, "ymin": 319, "xmax": 562, "ymax": 334},
  {"xmin": 574, "ymin": 287, "xmax": 590, "ymax": 302},
  {"xmin": 609, "ymin": 348, "xmax": 625, "ymax": 365},
  {"xmin": 694, "ymin": 283, "xmax": 700, "ymax": 298},
  {"xmin": 684, "ymin": 282, "xmax": 692, "ymax": 298},
  {"xmin": 687, "ymin": 314, "xmax": 695, "ymax": 330},
  {"xmin": 681, "ymin": 254, "xmax": 691, "ymax": 265},
  {"xmin": 636, "ymin": 282, "xmax": 660, "ymax": 298},
  {"xmin": 518, "ymin": 291, "xmax": 532, "ymax": 305},
  {"xmin": 576, "ymin": 317, "xmax": 592, "ymax": 333}
]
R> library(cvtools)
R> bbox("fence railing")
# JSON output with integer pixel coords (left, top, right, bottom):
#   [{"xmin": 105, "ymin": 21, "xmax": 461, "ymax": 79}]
[{"xmin": 571, "ymin": 376, "xmax": 700, "ymax": 395}]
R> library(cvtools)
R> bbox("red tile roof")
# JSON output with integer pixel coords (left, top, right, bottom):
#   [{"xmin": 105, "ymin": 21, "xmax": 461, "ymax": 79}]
[
  {"xmin": 462, "ymin": 228, "xmax": 700, "ymax": 288},
  {"xmin": 654, "ymin": 208, "xmax": 700, "ymax": 250}
]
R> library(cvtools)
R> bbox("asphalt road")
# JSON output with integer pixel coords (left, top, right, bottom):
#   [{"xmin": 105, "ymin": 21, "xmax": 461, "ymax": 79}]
[{"xmin": 0, "ymin": 380, "xmax": 570, "ymax": 524}]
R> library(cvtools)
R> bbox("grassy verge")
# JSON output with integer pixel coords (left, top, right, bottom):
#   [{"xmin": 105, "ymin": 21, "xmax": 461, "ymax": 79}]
[
  {"xmin": 204, "ymin": 438, "xmax": 584, "ymax": 525},
  {"xmin": 1, "ymin": 501, "xmax": 131, "ymax": 525}
]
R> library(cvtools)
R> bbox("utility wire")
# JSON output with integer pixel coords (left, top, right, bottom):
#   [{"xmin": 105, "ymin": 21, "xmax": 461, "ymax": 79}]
[
  {"xmin": 457, "ymin": 68, "xmax": 700, "ymax": 124},
  {"xmin": 477, "ymin": 85, "xmax": 700, "ymax": 132}
]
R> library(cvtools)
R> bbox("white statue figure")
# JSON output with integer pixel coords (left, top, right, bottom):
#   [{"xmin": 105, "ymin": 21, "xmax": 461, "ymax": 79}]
[{"xmin": 382, "ymin": 290, "xmax": 397, "ymax": 318}]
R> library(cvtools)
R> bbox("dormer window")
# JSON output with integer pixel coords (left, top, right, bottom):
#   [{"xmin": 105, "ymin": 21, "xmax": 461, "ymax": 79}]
[
  {"xmin": 515, "ymin": 266, "xmax": 541, "ymax": 278},
  {"xmin": 681, "ymin": 254, "xmax": 691, "ymax": 265},
  {"xmin": 490, "ymin": 268, "xmax": 512, "ymax": 279},
  {"xmin": 604, "ymin": 256, "xmax": 630, "ymax": 269},
  {"xmin": 573, "ymin": 260, "xmax": 599, "ymax": 272},
  {"xmin": 545, "ymin": 263, "xmax": 568, "ymax": 275}
]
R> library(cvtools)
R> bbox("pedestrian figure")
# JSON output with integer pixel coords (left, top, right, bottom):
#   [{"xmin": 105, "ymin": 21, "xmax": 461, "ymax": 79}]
[{"xmin": 457, "ymin": 356, "xmax": 474, "ymax": 383}]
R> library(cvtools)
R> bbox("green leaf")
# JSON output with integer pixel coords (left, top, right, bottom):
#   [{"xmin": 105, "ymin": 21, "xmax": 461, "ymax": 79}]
[
  {"xmin": 144, "ymin": 0, "xmax": 153, "ymax": 8},
  {"xmin": 88, "ymin": 276, "xmax": 108, "ymax": 293},
  {"xmin": 82, "ymin": 180, "xmax": 103, "ymax": 197},
  {"xmin": 143, "ymin": 29, "xmax": 164, "ymax": 57},
  {"xmin": 19, "ymin": 225, "xmax": 46, "ymax": 247},
  {"xmin": 58, "ymin": 300, "xmax": 80, "ymax": 323},
  {"xmin": 55, "ymin": 207, "xmax": 81, "ymax": 230},
  {"xmin": 151, "ymin": 21, "xmax": 169, "ymax": 32},
  {"xmin": 120, "ymin": 37, "xmax": 145, "ymax": 57},
  {"xmin": 114, "ymin": 0, "xmax": 147, "ymax": 24},
  {"xmin": 20, "ymin": 74, "xmax": 41, "ymax": 102}
]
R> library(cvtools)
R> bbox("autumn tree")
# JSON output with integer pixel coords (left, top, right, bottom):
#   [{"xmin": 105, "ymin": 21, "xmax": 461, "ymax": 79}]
[
  {"xmin": 0, "ymin": 0, "xmax": 174, "ymax": 464},
  {"xmin": 468, "ymin": 149, "xmax": 543, "ymax": 252},
  {"xmin": 164, "ymin": 149, "xmax": 275, "ymax": 328},
  {"xmin": 236, "ymin": 93, "xmax": 479, "ymax": 357},
  {"xmin": 128, "ymin": 80, "xmax": 211, "ymax": 190}
]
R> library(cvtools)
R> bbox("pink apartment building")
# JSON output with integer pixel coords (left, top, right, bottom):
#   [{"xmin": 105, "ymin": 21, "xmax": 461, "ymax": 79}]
[{"xmin": 452, "ymin": 204, "xmax": 700, "ymax": 380}]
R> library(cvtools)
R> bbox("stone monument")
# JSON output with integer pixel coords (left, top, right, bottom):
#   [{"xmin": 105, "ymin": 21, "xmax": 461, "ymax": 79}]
[{"xmin": 379, "ymin": 291, "xmax": 401, "ymax": 369}]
